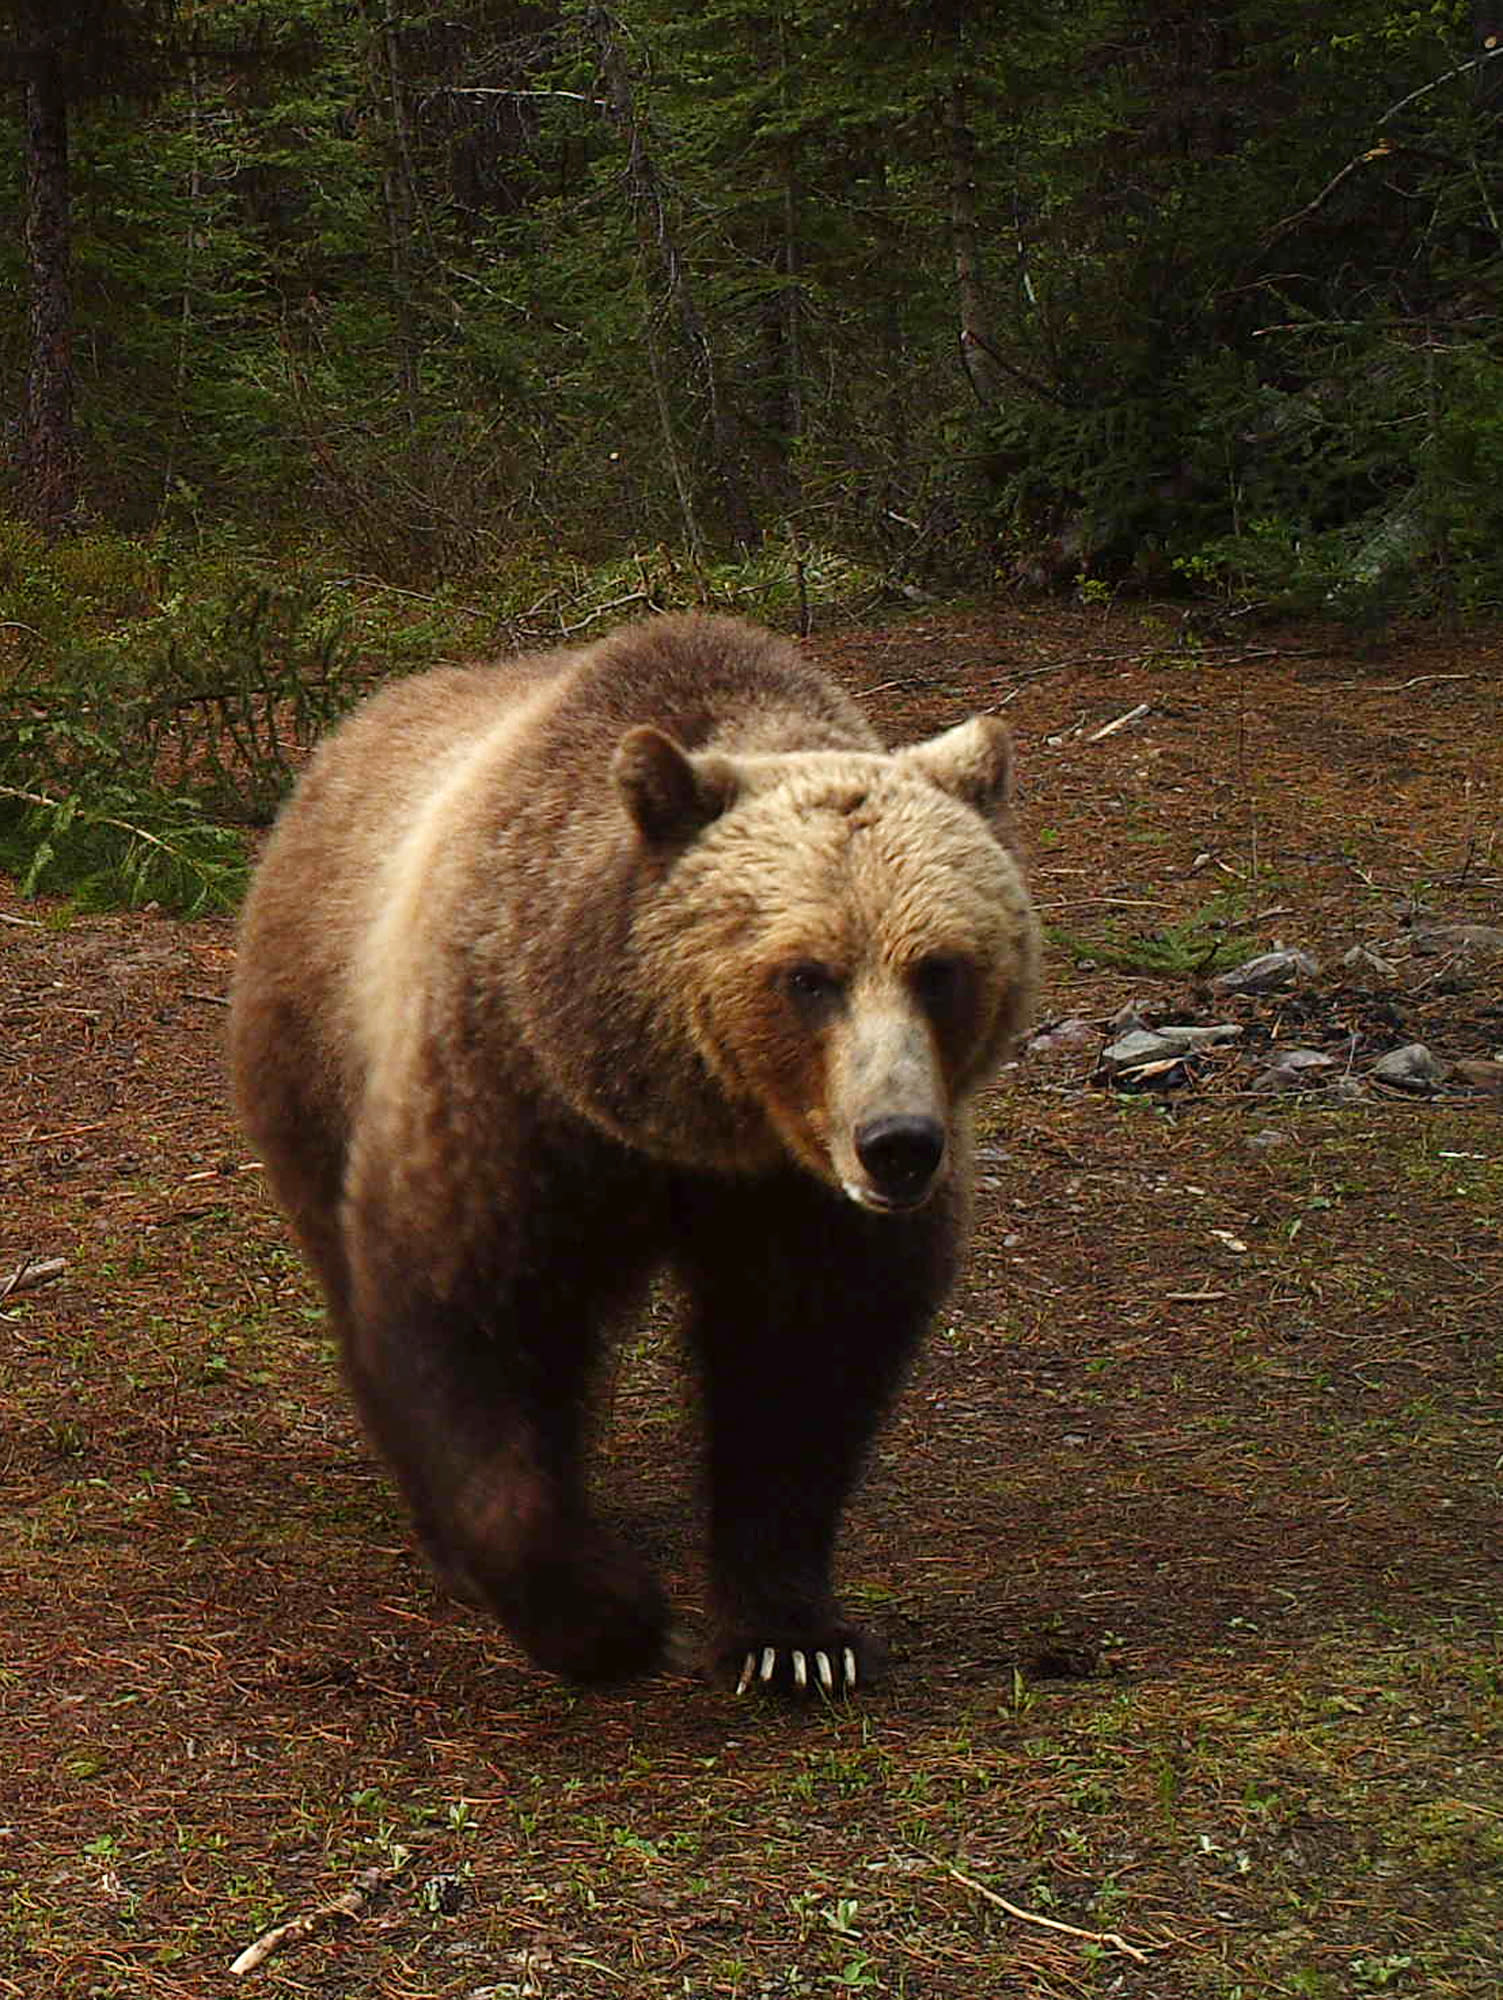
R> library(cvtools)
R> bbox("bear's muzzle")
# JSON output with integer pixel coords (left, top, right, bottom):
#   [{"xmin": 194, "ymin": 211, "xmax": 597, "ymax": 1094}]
[{"xmin": 852, "ymin": 1113, "xmax": 947, "ymax": 1211}]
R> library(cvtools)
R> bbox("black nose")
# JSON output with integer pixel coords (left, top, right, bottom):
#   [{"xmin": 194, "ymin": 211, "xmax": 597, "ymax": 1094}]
[{"xmin": 854, "ymin": 1115, "xmax": 946, "ymax": 1206}]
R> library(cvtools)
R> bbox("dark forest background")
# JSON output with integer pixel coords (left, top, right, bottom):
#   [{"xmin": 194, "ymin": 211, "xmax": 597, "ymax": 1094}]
[
  {"xmin": 4, "ymin": 0, "xmax": 1501, "ymax": 602},
  {"xmin": 0, "ymin": 2, "xmax": 1500, "ymax": 908}
]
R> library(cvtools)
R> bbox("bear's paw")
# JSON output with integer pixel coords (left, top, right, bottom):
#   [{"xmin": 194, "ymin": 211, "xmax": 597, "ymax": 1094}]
[
  {"xmin": 716, "ymin": 1626, "xmax": 887, "ymax": 1700},
  {"xmin": 421, "ymin": 1507, "xmax": 669, "ymax": 1686}
]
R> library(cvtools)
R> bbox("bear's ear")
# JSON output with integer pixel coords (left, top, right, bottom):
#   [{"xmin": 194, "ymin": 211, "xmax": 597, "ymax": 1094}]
[
  {"xmin": 614, "ymin": 726, "xmax": 740, "ymax": 845},
  {"xmin": 903, "ymin": 715, "xmax": 1014, "ymax": 818}
]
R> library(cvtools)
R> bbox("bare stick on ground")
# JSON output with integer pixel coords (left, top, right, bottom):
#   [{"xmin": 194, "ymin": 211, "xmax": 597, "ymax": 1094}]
[
  {"xmin": 935, "ymin": 1857, "xmax": 1153, "ymax": 1964},
  {"xmin": 0, "ymin": 1256, "xmax": 66, "ymax": 1304},
  {"xmin": 229, "ymin": 1861, "xmax": 408, "ymax": 1977}
]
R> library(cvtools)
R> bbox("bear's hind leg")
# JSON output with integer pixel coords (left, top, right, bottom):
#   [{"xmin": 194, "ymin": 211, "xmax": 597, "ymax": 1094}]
[
  {"xmin": 677, "ymin": 1173, "xmax": 956, "ymax": 1697},
  {"xmin": 343, "ymin": 1178, "xmax": 669, "ymax": 1685}
]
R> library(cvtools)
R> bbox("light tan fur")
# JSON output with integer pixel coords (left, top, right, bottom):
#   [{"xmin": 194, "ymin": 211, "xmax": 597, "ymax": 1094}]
[
  {"xmin": 627, "ymin": 747, "xmax": 1036, "ymax": 1204},
  {"xmin": 232, "ymin": 618, "xmax": 1038, "ymax": 1233},
  {"xmin": 228, "ymin": 615, "xmax": 1040, "ymax": 1689},
  {"xmin": 351, "ymin": 682, "xmax": 561, "ymax": 1085}
]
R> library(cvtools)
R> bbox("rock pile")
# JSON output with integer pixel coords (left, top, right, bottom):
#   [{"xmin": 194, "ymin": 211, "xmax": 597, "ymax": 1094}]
[{"xmin": 1025, "ymin": 915, "xmax": 1502, "ymax": 1102}]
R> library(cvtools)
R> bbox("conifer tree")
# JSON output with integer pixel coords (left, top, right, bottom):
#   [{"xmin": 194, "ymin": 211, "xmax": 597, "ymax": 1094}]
[{"xmin": 1, "ymin": 0, "xmax": 177, "ymax": 534}]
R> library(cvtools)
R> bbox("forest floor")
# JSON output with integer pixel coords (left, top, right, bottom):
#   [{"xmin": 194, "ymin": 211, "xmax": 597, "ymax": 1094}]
[{"xmin": 2, "ymin": 601, "xmax": 1500, "ymax": 2000}]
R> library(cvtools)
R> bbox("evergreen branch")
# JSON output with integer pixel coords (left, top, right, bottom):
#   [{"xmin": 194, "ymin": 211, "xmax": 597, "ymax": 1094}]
[
  {"xmin": 1377, "ymin": 46, "xmax": 1503, "ymax": 126},
  {"xmin": 0, "ymin": 783, "xmax": 186, "ymax": 861},
  {"xmin": 0, "ymin": 783, "xmax": 245, "ymax": 914},
  {"xmin": 425, "ymin": 87, "xmax": 607, "ymax": 107},
  {"xmin": 1263, "ymin": 144, "xmax": 1396, "ymax": 247}
]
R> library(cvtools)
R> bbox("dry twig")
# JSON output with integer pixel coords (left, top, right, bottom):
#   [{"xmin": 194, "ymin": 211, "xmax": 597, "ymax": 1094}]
[
  {"xmin": 229, "ymin": 1860, "xmax": 407, "ymax": 1977},
  {"xmin": 0, "ymin": 1257, "xmax": 66, "ymax": 1304},
  {"xmin": 1086, "ymin": 702, "xmax": 1152, "ymax": 743},
  {"xmin": 935, "ymin": 1858, "xmax": 1153, "ymax": 1963},
  {"xmin": 857, "ymin": 676, "xmax": 923, "ymax": 698}
]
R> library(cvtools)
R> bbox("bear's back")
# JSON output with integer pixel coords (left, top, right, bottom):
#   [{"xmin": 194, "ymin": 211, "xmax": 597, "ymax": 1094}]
[
  {"xmin": 231, "ymin": 651, "xmax": 576, "ymax": 1147},
  {"xmin": 528, "ymin": 614, "xmax": 878, "ymax": 768}
]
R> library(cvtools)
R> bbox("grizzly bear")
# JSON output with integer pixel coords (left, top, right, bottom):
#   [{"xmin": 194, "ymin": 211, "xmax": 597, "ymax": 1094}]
[{"xmin": 229, "ymin": 614, "xmax": 1038, "ymax": 1695}]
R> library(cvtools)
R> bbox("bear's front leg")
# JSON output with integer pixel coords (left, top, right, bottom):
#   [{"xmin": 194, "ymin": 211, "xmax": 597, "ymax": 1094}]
[
  {"xmin": 340, "ymin": 1149, "xmax": 669, "ymax": 1686},
  {"xmin": 678, "ymin": 1173, "xmax": 957, "ymax": 1698}
]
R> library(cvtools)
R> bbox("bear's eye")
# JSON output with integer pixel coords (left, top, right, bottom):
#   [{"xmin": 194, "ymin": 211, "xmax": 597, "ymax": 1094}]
[
  {"xmin": 912, "ymin": 953, "xmax": 971, "ymax": 1020},
  {"xmin": 781, "ymin": 961, "xmax": 843, "ymax": 1011}
]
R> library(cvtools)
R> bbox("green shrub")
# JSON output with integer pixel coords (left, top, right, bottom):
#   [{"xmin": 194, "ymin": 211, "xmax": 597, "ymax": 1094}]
[
  {"xmin": 0, "ymin": 779, "xmax": 248, "ymax": 916},
  {"xmin": 0, "ymin": 526, "xmax": 883, "ymax": 917},
  {"xmin": 0, "ymin": 530, "xmax": 368, "ymax": 913}
]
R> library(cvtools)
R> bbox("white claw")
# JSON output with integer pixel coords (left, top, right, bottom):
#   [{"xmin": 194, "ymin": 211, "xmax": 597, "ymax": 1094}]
[
  {"xmin": 816, "ymin": 1650, "xmax": 835, "ymax": 1694},
  {"xmin": 759, "ymin": 1646, "xmax": 777, "ymax": 1683},
  {"xmin": 735, "ymin": 1653, "xmax": 755, "ymax": 1696},
  {"xmin": 842, "ymin": 1646, "xmax": 858, "ymax": 1691},
  {"xmin": 792, "ymin": 1650, "xmax": 808, "ymax": 1690}
]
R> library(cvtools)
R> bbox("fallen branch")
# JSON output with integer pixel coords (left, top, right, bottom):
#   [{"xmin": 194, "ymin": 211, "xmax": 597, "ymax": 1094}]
[
  {"xmin": 1263, "ymin": 143, "xmax": 1393, "ymax": 248},
  {"xmin": 937, "ymin": 1858, "xmax": 1152, "ymax": 1963},
  {"xmin": 1086, "ymin": 702, "xmax": 1151, "ymax": 743},
  {"xmin": 552, "ymin": 589, "xmax": 659, "ymax": 638},
  {"xmin": 1035, "ymin": 895, "xmax": 1169, "ymax": 911},
  {"xmin": 857, "ymin": 676, "xmax": 923, "ymax": 698},
  {"xmin": 1038, "ymin": 643, "xmax": 1310, "ymax": 672},
  {"xmin": 427, "ymin": 84, "xmax": 608, "ymax": 108},
  {"xmin": 1377, "ymin": 45, "xmax": 1503, "ymax": 125},
  {"xmin": 0, "ymin": 1257, "xmax": 66, "ymax": 1304},
  {"xmin": 1328, "ymin": 673, "xmax": 1474, "ymax": 693},
  {"xmin": 230, "ymin": 1860, "xmax": 407, "ymax": 1977},
  {"xmin": 0, "ymin": 783, "xmax": 185, "ymax": 862}
]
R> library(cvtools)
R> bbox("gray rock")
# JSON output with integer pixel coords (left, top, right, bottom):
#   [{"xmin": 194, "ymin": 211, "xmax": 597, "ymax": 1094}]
[
  {"xmin": 1212, "ymin": 948, "xmax": 1320, "ymax": 995},
  {"xmin": 1328, "ymin": 1076, "xmax": 1368, "ymax": 1103},
  {"xmin": 1100, "ymin": 1029, "xmax": 1166, "ymax": 1069},
  {"xmin": 1254, "ymin": 1047, "xmax": 1336, "ymax": 1092},
  {"xmin": 1411, "ymin": 922, "xmax": 1503, "ymax": 957},
  {"xmin": 1253, "ymin": 1072, "xmax": 1293, "ymax": 1095},
  {"xmin": 1268, "ymin": 1047, "xmax": 1334, "ymax": 1073},
  {"xmin": 1246, "ymin": 1128, "xmax": 1290, "ymax": 1151},
  {"xmin": 1371, "ymin": 1043, "xmax": 1448, "ymax": 1090},
  {"xmin": 1101, "ymin": 1030, "xmax": 1181, "ymax": 1073},
  {"xmin": 1101, "ymin": 1023, "xmax": 1242, "ymax": 1074},
  {"xmin": 1027, "ymin": 1017, "xmax": 1097, "ymax": 1057},
  {"xmin": 1341, "ymin": 945, "xmax": 1398, "ymax": 980},
  {"xmin": 1107, "ymin": 1000, "xmax": 1151, "ymax": 1033}
]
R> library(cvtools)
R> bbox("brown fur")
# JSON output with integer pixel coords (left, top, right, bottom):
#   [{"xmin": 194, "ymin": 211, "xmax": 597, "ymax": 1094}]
[{"xmin": 229, "ymin": 614, "xmax": 1039, "ymax": 1690}]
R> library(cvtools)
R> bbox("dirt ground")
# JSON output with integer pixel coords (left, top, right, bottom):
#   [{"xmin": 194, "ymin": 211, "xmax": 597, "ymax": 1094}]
[{"xmin": 2, "ymin": 602, "xmax": 1500, "ymax": 1999}]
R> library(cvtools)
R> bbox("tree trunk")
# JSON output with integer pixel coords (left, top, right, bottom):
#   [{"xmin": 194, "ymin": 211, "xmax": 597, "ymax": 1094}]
[
  {"xmin": 772, "ymin": 8, "xmax": 804, "ymax": 496},
  {"xmin": 756, "ymin": 147, "xmax": 804, "ymax": 505},
  {"xmin": 20, "ymin": 42, "xmax": 78, "ymax": 536},
  {"xmin": 592, "ymin": 6, "xmax": 759, "ymax": 550},
  {"xmin": 643, "ymin": 296, "xmax": 707, "ymax": 562},
  {"xmin": 945, "ymin": 72, "xmax": 1006, "ymax": 413},
  {"xmin": 350, "ymin": 0, "xmax": 435, "ymax": 565},
  {"xmin": 164, "ymin": 49, "xmax": 203, "ymax": 506},
  {"xmin": 376, "ymin": 3, "xmax": 424, "ymax": 449},
  {"xmin": 868, "ymin": 158, "xmax": 910, "ymax": 515}
]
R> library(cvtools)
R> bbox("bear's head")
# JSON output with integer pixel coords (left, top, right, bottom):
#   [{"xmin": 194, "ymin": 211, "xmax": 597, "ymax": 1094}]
[{"xmin": 615, "ymin": 716, "xmax": 1039, "ymax": 1212}]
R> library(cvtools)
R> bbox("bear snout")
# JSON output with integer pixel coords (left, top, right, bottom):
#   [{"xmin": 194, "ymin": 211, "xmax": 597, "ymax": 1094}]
[{"xmin": 851, "ymin": 1113, "xmax": 947, "ymax": 1212}]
